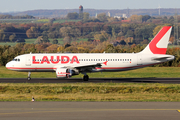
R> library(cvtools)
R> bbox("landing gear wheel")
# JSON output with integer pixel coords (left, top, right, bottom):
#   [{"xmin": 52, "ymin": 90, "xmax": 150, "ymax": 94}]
[
  {"xmin": 27, "ymin": 72, "xmax": 31, "ymax": 81},
  {"xmin": 27, "ymin": 77, "xmax": 31, "ymax": 81},
  {"xmin": 83, "ymin": 75, "xmax": 89, "ymax": 81}
]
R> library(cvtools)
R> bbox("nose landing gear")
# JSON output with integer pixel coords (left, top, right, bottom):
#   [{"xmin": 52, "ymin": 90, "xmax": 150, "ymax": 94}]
[{"xmin": 27, "ymin": 72, "xmax": 31, "ymax": 80}]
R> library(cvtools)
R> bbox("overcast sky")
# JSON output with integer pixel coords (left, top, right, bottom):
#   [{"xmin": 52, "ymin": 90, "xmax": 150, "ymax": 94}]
[{"xmin": 0, "ymin": 0, "xmax": 180, "ymax": 13}]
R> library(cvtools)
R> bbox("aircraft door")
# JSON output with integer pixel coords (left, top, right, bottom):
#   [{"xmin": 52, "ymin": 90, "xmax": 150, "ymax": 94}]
[
  {"xmin": 137, "ymin": 55, "xmax": 142, "ymax": 65},
  {"xmin": 26, "ymin": 55, "xmax": 31, "ymax": 66}
]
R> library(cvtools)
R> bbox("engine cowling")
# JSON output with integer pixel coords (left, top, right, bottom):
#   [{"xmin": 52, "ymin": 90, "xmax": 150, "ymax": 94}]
[
  {"xmin": 56, "ymin": 68, "xmax": 70, "ymax": 78},
  {"xmin": 56, "ymin": 68, "xmax": 79, "ymax": 78}
]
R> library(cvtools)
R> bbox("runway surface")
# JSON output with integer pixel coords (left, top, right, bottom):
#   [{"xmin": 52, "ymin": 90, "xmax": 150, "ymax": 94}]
[
  {"xmin": 0, "ymin": 102, "xmax": 180, "ymax": 120},
  {"xmin": 0, "ymin": 78, "xmax": 180, "ymax": 83}
]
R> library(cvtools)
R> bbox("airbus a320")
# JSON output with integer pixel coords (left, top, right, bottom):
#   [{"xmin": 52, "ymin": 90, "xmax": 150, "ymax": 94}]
[{"xmin": 6, "ymin": 26, "xmax": 175, "ymax": 81}]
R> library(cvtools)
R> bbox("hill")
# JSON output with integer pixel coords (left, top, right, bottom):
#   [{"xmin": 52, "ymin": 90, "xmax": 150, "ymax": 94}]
[{"xmin": 6, "ymin": 8, "xmax": 180, "ymax": 18}]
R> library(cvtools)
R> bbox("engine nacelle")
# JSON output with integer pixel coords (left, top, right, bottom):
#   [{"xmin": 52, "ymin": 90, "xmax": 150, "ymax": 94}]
[
  {"xmin": 56, "ymin": 68, "xmax": 79, "ymax": 78},
  {"xmin": 56, "ymin": 68, "xmax": 70, "ymax": 78}
]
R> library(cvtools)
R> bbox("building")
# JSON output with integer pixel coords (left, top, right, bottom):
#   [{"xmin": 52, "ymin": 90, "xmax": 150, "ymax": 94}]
[
  {"xmin": 79, "ymin": 5, "xmax": 83, "ymax": 19},
  {"xmin": 107, "ymin": 12, "xmax": 111, "ymax": 17}
]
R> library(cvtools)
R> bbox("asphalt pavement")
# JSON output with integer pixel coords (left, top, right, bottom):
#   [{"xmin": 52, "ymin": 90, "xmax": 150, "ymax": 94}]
[
  {"xmin": 0, "ymin": 78, "xmax": 180, "ymax": 83},
  {"xmin": 0, "ymin": 102, "xmax": 180, "ymax": 120}
]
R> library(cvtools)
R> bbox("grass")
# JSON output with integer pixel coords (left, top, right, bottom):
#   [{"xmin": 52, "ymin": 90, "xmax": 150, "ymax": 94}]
[
  {"xmin": 1, "ymin": 66, "xmax": 180, "ymax": 102},
  {"xmin": 0, "ymin": 67, "xmax": 180, "ymax": 78},
  {"xmin": 54, "ymin": 19, "xmax": 81, "ymax": 23},
  {"xmin": 0, "ymin": 83, "xmax": 180, "ymax": 101},
  {"xmin": 0, "ymin": 38, "xmax": 88, "ymax": 46}
]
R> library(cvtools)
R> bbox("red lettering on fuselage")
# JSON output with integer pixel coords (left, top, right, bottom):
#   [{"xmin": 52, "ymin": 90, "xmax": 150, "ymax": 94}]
[
  {"xmin": 61, "ymin": 56, "xmax": 69, "ymax": 64},
  {"xmin": 70, "ymin": 56, "xmax": 80, "ymax": 64},
  {"xmin": 32, "ymin": 56, "xmax": 40, "ymax": 64},
  {"xmin": 32, "ymin": 56, "xmax": 80, "ymax": 64},
  {"xmin": 51, "ymin": 56, "xmax": 59, "ymax": 64},
  {"xmin": 41, "ymin": 56, "xmax": 50, "ymax": 64}
]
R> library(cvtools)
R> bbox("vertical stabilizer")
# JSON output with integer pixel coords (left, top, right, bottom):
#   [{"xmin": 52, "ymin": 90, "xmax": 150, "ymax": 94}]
[{"xmin": 139, "ymin": 26, "xmax": 172, "ymax": 54}]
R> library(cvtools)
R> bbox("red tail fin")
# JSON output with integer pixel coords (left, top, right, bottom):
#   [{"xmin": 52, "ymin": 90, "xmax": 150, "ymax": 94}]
[{"xmin": 140, "ymin": 26, "xmax": 172, "ymax": 54}]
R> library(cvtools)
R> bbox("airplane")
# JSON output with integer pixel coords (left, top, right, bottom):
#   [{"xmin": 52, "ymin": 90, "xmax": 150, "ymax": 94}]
[{"xmin": 6, "ymin": 26, "xmax": 175, "ymax": 81}]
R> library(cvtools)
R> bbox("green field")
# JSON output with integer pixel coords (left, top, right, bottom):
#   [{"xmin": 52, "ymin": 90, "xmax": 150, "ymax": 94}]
[
  {"xmin": 0, "ymin": 19, "xmax": 81, "ymax": 24},
  {"xmin": 0, "ymin": 67, "xmax": 180, "ymax": 78},
  {"xmin": 0, "ymin": 38, "xmax": 88, "ymax": 46},
  {"xmin": 1, "ymin": 67, "xmax": 180, "ymax": 102},
  {"xmin": 0, "ymin": 83, "xmax": 180, "ymax": 102},
  {"xmin": 54, "ymin": 19, "xmax": 81, "ymax": 23}
]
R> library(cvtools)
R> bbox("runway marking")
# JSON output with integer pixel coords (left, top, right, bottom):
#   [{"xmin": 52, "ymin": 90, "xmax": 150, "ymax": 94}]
[{"xmin": 0, "ymin": 108, "xmax": 180, "ymax": 115}]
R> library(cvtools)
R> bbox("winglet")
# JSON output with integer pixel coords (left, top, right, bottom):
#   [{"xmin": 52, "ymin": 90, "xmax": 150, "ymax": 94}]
[{"xmin": 139, "ymin": 26, "xmax": 172, "ymax": 54}]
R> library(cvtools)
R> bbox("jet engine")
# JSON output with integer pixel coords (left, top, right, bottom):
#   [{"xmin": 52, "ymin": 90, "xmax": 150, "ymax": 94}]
[{"xmin": 56, "ymin": 68, "xmax": 79, "ymax": 78}]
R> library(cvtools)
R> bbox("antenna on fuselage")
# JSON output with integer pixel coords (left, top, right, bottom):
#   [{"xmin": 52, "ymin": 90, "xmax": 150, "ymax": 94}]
[{"xmin": 30, "ymin": 52, "xmax": 32, "ymax": 54}]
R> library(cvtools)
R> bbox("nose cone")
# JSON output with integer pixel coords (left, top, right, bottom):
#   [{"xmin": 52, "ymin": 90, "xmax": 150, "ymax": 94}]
[{"xmin": 6, "ymin": 62, "xmax": 13, "ymax": 69}]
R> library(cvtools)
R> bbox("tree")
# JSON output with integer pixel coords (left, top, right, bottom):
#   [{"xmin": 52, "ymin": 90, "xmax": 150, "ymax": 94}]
[
  {"xmin": 49, "ymin": 18, "xmax": 55, "ymax": 25},
  {"xmin": 153, "ymin": 25, "xmax": 162, "ymax": 36},
  {"xmin": 42, "ymin": 35, "xmax": 50, "ymax": 43},
  {"xmin": 46, "ymin": 44, "xmax": 58, "ymax": 52},
  {"xmin": 67, "ymin": 12, "xmax": 79, "ymax": 19},
  {"xmin": 94, "ymin": 31, "xmax": 110, "ymax": 42},
  {"xmin": 52, "ymin": 38, "xmax": 58, "ymax": 44},
  {"xmin": 83, "ymin": 12, "xmax": 89, "ymax": 21},
  {"xmin": 9, "ymin": 34, "xmax": 17, "ymax": 42},
  {"xmin": 57, "ymin": 46, "xmax": 65, "ymax": 53},
  {"xmin": 26, "ymin": 29, "xmax": 34, "ymax": 38},
  {"xmin": 34, "ymin": 36, "xmax": 43, "ymax": 44},
  {"xmin": 119, "ymin": 40, "xmax": 126, "ymax": 45},
  {"xmin": 0, "ymin": 30, "xmax": 5, "ymax": 42},
  {"xmin": 142, "ymin": 15, "xmax": 151, "ymax": 22},
  {"xmin": 97, "ymin": 13, "xmax": 107, "ymax": 22},
  {"xmin": 129, "ymin": 15, "xmax": 142, "ymax": 22},
  {"xmin": 105, "ymin": 44, "xmax": 116, "ymax": 53},
  {"xmin": 60, "ymin": 27, "xmax": 72, "ymax": 37},
  {"xmin": 63, "ymin": 36, "xmax": 72, "ymax": 44}
]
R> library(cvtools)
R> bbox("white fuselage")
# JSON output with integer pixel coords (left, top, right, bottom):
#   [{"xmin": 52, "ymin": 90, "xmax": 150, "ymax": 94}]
[{"xmin": 6, "ymin": 53, "xmax": 174, "ymax": 73}]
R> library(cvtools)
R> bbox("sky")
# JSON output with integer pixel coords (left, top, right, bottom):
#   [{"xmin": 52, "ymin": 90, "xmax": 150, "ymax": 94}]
[{"xmin": 0, "ymin": 0, "xmax": 180, "ymax": 13}]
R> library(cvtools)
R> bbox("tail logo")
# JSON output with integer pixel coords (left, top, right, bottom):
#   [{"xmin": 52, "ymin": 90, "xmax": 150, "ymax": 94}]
[{"xmin": 149, "ymin": 26, "xmax": 171, "ymax": 54}]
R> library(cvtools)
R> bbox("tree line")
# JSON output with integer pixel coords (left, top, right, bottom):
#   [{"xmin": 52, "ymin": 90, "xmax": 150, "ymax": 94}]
[
  {"xmin": 0, "ymin": 41, "xmax": 179, "ymax": 67},
  {"xmin": 0, "ymin": 15, "xmax": 178, "ymax": 45},
  {"xmin": 0, "ymin": 15, "xmax": 35, "ymax": 19}
]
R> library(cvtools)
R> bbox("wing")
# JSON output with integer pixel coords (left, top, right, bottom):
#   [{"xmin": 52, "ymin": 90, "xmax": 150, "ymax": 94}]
[
  {"xmin": 60, "ymin": 61, "xmax": 108, "ymax": 72},
  {"xmin": 65, "ymin": 62, "xmax": 102, "ymax": 72}
]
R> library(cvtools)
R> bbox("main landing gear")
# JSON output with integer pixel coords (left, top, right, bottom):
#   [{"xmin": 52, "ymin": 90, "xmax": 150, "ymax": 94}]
[
  {"xmin": 27, "ymin": 72, "xmax": 31, "ymax": 80},
  {"xmin": 83, "ymin": 74, "xmax": 89, "ymax": 81}
]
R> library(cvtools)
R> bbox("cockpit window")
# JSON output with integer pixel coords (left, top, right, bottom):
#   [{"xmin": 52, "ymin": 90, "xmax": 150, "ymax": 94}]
[{"xmin": 12, "ymin": 58, "xmax": 20, "ymax": 62}]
